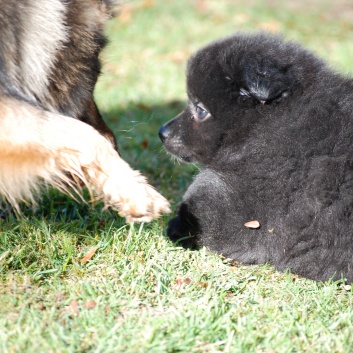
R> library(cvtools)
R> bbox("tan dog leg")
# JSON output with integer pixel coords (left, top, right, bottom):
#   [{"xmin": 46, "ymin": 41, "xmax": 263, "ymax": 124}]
[{"xmin": 0, "ymin": 98, "xmax": 170, "ymax": 222}]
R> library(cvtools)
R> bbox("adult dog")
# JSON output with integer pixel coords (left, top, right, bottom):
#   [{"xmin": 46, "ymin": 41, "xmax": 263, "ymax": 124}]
[
  {"xmin": 0, "ymin": 0, "xmax": 170, "ymax": 222},
  {"xmin": 160, "ymin": 32, "xmax": 353, "ymax": 282}
]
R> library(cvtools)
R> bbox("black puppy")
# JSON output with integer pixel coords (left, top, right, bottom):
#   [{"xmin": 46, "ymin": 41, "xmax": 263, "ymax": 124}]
[{"xmin": 159, "ymin": 32, "xmax": 353, "ymax": 283}]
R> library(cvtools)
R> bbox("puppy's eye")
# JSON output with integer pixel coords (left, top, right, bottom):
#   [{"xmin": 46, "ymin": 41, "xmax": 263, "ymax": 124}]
[{"xmin": 195, "ymin": 105, "xmax": 210, "ymax": 122}]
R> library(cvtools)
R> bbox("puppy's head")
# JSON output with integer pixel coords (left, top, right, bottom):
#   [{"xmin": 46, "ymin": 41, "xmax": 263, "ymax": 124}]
[{"xmin": 159, "ymin": 32, "xmax": 324, "ymax": 165}]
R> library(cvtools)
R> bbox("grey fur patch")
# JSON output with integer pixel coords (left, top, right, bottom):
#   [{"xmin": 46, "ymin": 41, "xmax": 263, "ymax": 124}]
[{"xmin": 19, "ymin": 0, "xmax": 68, "ymax": 101}]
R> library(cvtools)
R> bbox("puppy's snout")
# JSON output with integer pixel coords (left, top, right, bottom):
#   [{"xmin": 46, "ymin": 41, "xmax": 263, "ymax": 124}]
[{"xmin": 159, "ymin": 125, "xmax": 170, "ymax": 143}]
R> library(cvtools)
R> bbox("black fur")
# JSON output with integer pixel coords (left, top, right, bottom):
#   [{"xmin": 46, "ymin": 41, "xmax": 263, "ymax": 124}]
[{"xmin": 159, "ymin": 32, "xmax": 353, "ymax": 283}]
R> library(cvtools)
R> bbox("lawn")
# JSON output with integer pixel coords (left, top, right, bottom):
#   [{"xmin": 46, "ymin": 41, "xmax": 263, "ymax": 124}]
[{"xmin": 2, "ymin": 0, "xmax": 353, "ymax": 352}]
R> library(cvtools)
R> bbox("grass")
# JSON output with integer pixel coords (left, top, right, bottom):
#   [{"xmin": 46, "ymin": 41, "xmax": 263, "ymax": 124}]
[{"xmin": 2, "ymin": 0, "xmax": 353, "ymax": 352}]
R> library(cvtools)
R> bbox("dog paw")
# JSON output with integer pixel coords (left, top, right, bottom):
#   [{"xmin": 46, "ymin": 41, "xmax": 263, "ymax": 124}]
[
  {"xmin": 98, "ymin": 164, "xmax": 170, "ymax": 223},
  {"xmin": 116, "ymin": 180, "xmax": 171, "ymax": 223},
  {"xmin": 80, "ymin": 139, "xmax": 170, "ymax": 223}
]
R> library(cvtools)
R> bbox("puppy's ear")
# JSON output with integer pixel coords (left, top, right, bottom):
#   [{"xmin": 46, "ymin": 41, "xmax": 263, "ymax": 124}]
[{"xmin": 243, "ymin": 61, "xmax": 298, "ymax": 104}]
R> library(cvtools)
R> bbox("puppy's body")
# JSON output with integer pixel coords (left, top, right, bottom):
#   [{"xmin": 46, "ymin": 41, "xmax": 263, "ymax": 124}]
[
  {"xmin": 0, "ymin": 0, "xmax": 170, "ymax": 222},
  {"xmin": 160, "ymin": 33, "xmax": 353, "ymax": 282}
]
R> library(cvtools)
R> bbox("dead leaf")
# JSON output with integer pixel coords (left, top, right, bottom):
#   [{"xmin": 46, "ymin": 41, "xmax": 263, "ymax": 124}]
[
  {"xmin": 183, "ymin": 277, "xmax": 191, "ymax": 285},
  {"xmin": 141, "ymin": 140, "xmax": 149, "ymax": 149},
  {"xmin": 70, "ymin": 300, "xmax": 79, "ymax": 316},
  {"xmin": 81, "ymin": 247, "xmax": 98, "ymax": 264},
  {"xmin": 175, "ymin": 277, "xmax": 192, "ymax": 287},
  {"xmin": 82, "ymin": 300, "xmax": 97, "ymax": 309},
  {"xmin": 198, "ymin": 281, "xmax": 208, "ymax": 288},
  {"xmin": 244, "ymin": 220, "xmax": 260, "ymax": 229},
  {"xmin": 175, "ymin": 278, "xmax": 183, "ymax": 286}
]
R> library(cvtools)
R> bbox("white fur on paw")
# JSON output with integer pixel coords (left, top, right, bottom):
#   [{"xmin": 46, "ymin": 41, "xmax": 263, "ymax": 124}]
[
  {"xmin": 98, "ymin": 162, "xmax": 170, "ymax": 223},
  {"xmin": 118, "ymin": 182, "xmax": 171, "ymax": 223}
]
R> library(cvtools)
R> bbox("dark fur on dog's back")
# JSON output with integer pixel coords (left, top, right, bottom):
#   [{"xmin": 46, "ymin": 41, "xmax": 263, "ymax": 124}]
[{"xmin": 160, "ymin": 32, "xmax": 353, "ymax": 282}]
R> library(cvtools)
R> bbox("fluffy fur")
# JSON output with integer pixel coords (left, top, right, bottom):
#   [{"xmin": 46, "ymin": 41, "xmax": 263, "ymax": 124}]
[
  {"xmin": 0, "ymin": 0, "xmax": 170, "ymax": 222},
  {"xmin": 160, "ymin": 32, "xmax": 353, "ymax": 282}
]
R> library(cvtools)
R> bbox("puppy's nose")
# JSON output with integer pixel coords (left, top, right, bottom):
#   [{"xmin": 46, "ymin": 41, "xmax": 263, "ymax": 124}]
[{"xmin": 159, "ymin": 125, "xmax": 170, "ymax": 143}]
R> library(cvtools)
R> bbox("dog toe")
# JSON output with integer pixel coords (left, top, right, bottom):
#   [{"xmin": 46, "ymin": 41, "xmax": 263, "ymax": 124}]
[{"xmin": 117, "ymin": 183, "xmax": 170, "ymax": 223}]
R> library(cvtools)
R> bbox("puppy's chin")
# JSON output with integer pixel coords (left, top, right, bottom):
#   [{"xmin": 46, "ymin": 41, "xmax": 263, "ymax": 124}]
[
  {"xmin": 174, "ymin": 154, "xmax": 196, "ymax": 164},
  {"xmin": 164, "ymin": 145, "xmax": 197, "ymax": 164}
]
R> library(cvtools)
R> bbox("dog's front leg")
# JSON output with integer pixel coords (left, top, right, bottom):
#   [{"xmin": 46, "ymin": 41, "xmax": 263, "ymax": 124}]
[{"xmin": 0, "ymin": 98, "xmax": 170, "ymax": 222}]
